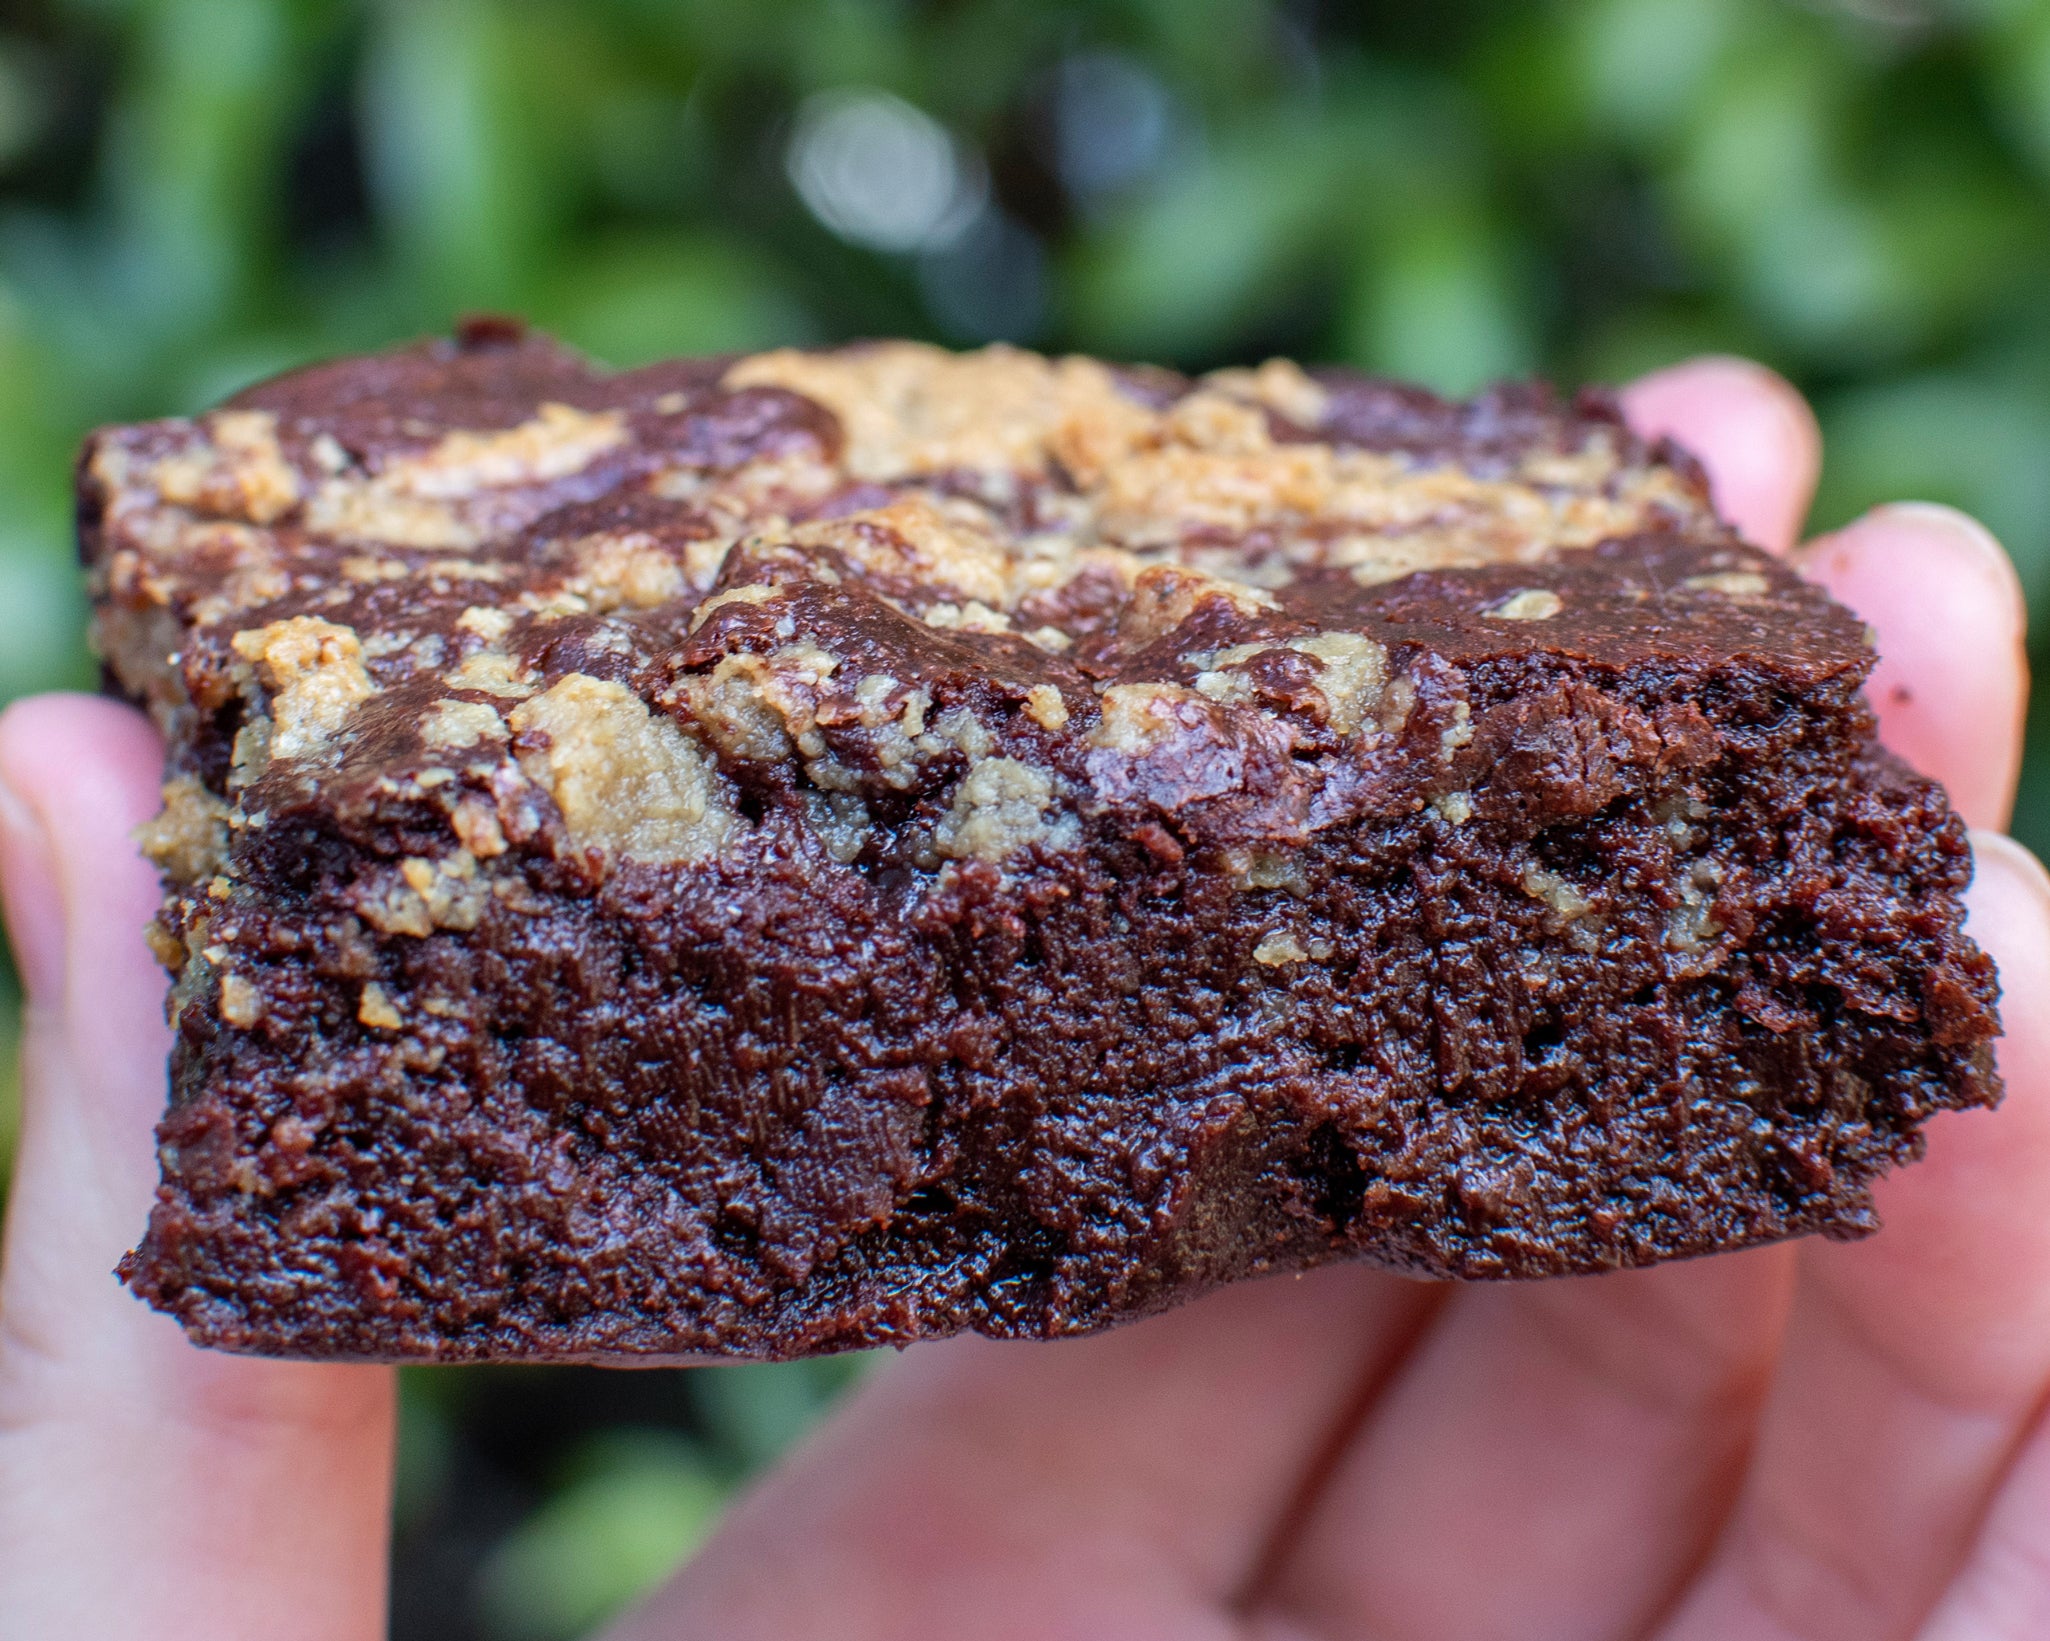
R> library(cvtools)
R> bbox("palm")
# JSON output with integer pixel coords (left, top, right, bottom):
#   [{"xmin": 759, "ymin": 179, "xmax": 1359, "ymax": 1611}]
[{"xmin": 2, "ymin": 361, "xmax": 2046, "ymax": 1641}]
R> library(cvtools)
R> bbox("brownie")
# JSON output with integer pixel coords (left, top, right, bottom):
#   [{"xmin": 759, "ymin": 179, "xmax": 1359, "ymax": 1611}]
[{"xmin": 87, "ymin": 321, "xmax": 1999, "ymax": 1361}]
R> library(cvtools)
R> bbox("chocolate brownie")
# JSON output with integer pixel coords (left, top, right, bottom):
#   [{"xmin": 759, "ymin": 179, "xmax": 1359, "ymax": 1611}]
[{"xmin": 88, "ymin": 321, "xmax": 1999, "ymax": 1361}]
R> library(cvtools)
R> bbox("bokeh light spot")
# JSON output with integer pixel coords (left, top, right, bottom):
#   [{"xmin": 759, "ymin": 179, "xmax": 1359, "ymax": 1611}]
[{"xmin": 786, "ymin": 87, "xmax": 987, "ymax": 253}]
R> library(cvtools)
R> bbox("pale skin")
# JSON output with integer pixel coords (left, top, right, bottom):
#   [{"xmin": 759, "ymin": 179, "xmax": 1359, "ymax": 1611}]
[{"xmin": 0, "ymin": 359, "xmax": 2046, "ymax": 1641}]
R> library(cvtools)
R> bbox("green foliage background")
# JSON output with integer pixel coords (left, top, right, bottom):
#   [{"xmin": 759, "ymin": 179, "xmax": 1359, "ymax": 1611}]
[{"xmin": 0, "ymin": 0, "xmax": 2045, "ymax": 1633}]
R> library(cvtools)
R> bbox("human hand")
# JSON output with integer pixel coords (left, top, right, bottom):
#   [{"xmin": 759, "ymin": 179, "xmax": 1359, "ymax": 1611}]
[{"xmin": 0, "ymin": 359, "xmax": 2044, "ymax": 1641}]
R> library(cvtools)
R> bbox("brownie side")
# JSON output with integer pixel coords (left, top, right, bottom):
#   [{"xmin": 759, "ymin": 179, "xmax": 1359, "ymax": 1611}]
[{"xmin": 87, "ymin": 327, "xmax": 2000, "ymax": 1360}]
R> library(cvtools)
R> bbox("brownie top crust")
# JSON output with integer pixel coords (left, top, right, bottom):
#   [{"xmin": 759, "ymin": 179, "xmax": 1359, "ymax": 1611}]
[{"xmin": 85, "ymin": 323, "xmax": 1868, "ymax": 900}]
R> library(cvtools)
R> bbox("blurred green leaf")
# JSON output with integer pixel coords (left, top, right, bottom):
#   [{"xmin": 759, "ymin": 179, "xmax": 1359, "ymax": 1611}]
[
  {"xmin": 393, "ymin": 1375, "xmax": 457, "ymax": 1532},
  {"xmin": 1815, "ymin": 370, "xmax": 2050, "ymax": 611},
  {"xmin": 360, "ymin": 0, "xmax": 564, "ymax": 310},
  {"xmin": 536, "ymin": 231, "xmax": 814, "ymax": 365},
  {"xmin": 1338, "ymin": 197, "xmax": 1536, "ymax": 392},
  {"xmin": 477, "ymin": 1431, "xmax": 726, "ymax": 1641},
  {"xmin": 1068, "ymin": 112, "xmax": 1341, "ymax": 359},
  {"xmin": 0, "ymin": 37, "xmax": 57, "ymax": 169},
  {"xmin": 100, "ymin": 0, "xmax": 308, "ymax": 332},
  {"xmin": 1069, "ymin": 81, "xmax": 1461, "ymax": 363},
  {"xmin": 1574, "ymin": 0, "xmax": 1746, "ymax": 148},
  {"xmin": 1989, "ymin": 0, "xmax": 2050, "ymax": 176},
  {"xmin": 2017, "ymin": 683, "xmax": 2050, "ymax": 860}
]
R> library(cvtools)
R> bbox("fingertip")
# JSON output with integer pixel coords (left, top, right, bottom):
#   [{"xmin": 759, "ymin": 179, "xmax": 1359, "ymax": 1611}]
[
  {"xmin": 1796, "ymin": 506, "xmax": 2028, "ymax": 830},
  {"xmin": 0, "ymin": 692, "xmax": 166, "ymax": 825},
  {"xmin": 1788, "ymin": 828, "xmax": 2050, "ymax": 1420},
  {"xmin": 0, "ymin": 694, "xmax": 167, "ymax": 1022},
  {"xmin": 1965, "ymin": 830, "xmax": 2050, "ymax": 980},
  {"xmin": 1963, "ymin": 830, "xmax": 2050, "ymax": 1102},
  {"xmin": 1621, "ymin": 355, "xmax": 1821, "ymax": 554},
  {"xmin": 1808, "ymin": 504, "xmax": 2027, "ymax": 642}
]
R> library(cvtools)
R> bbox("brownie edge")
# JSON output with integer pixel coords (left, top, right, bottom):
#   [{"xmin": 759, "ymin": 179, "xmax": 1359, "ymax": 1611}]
[{"xmin": 91, "ymin": 326, "xmax": 2000, "ymax": 1361}]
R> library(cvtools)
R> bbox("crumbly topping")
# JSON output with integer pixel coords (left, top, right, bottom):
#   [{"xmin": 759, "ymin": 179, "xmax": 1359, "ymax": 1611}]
[
  {"xmin": 1023, "ymin": 684, "xmax": 1069, "ymax": 732},
  {"xmin": 443, "ymin": 650, "xmax": 535, "ymax": 698},
  {"xmin": 725, "ymin": 343, "xmax": 1158, "ymax": 485},
  {"xmin": 564, "ymin": 532, "xmax": 691, "ymax": 610},
  {"xmin": 217, "ymin": 971, "xmax": 263, "ymax": 1028},
  {"xmin": 1683, "ymin": 571, "xmax": 1770, "ymax": 598},
  {"xmin": 229, "ymin": 616, "xmax": 377, "ymax": 761},
  {"xmin": 792, "ymin": 497, "xmax": 1015, "ymax": 609},
  {"xmin": 358, "ymin": 981, "xmax": 404, "ymax": 1031},
  {"xmin": 152, "ymin": 411, "xmax": 302, "ymax": 524},
  {"xmin": 804, "ymin": 790, "xmax": 872, "ymax": 864},
  {"xmin": 1202, "ymin": 359, "xmax": 1330, "ymax": 428},
  {"xmin": 923, "ymin": 599, "xmax": 1012, "ymax": 634},
  {"xmin": 933, "ymin": 757, "xmax": 1073, "ymax": 863},
  {"xmin": 398, "ymin": 852, "xmax": 488, "ymax": 931},
  {"xmin": 399, "ymin": 404, "xmax": 628, "ymax": 496},
  {"xmin": 1121, "ymin": 563, "xmax": 1279, "ymax": 645},
  {"xmin": 1190, "ymin": 631, "xmax": 1389, "ymax": 735},
  {"xmin": 134, "ymin": 775, "xmax": 231, "ymax": 885},
  {"xmin": 95, "ymin": 339, "xmax": 1711, "ymax": 659},
  {"xmin": 1088, "ymin": 683, "xmax": 1213, "ymax": 756},
  {"xmin": 1252, "ymin": 931, "xmax": 1311, "ymax": 966},
  {"xmin": 689, "ymin": 583, "xmax": 778, "ymax": 632},
  {"xmin": 1285, "ymin": 632, "xmax": 1389, "ymax": 735},
  {"xmin": 1235, "ymin": 849, "xmax": 1310, "ymax": 895},
  {"xmin": 94, "ymin": 332, "xmax": 1750, "ymax": 882},
  {"xmin": 348, "ymin": 854, "xmax": 491, "ymax": 938},
  {"xmin": 1521, "ymin": 866, "xmax": 1592, "ymax": 922},
  {"xmin": 449, "ymin": 795, "xmax": 508, "ymax": 857},
  {"xmin": 305, "ymin": 403, "xmax": 627, "ymax": 550},
  {"xmin": 1666, "ymin": 861, "xmax": 1727, "ymax": 954},
  {"xmin": 457, "ymin": 606, "xmax": 516, "ymax": 643},
  {"xmin": 510, "ymin": 674, "xmax": 734, "ymax": 865},
  {"xmin": 420, "ymin": 698, "xmax": 507, "ymax": 751},
  {"xmin": 719, "ymin": 342, "xmax": 1705, "ymax": 604}
]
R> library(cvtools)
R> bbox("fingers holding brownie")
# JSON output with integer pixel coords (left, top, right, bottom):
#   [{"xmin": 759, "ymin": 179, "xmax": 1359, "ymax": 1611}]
[
  {"xmin": 1653, "ymin": 833, "xmax": 2050, "ymax": 1641},
  {"xmin": 1615, "ymin": 359, "xmax": 2050, "ymax": 1639},
  {"xmin": 1625, "ymin": 357, "xmax": 2028, "ymax": 830},
  {"xmin": 1621, "ymin": 357, "xmax": 1822, "ymax": 555},
  {"xmin": 1244, "ymin": 1249, "xmax": 1793, "ymax": 1641},
  {"xmin": 0, "ymin": 694, "xmax": 395, "ymax": 1641},
  {"xmin": 613, "ymin": 1264, "xmax": 1435, "ymax": 1641},
  {"xmin": 1795, "ymin": 504, "xmax": 2029, "ymax": 832}
]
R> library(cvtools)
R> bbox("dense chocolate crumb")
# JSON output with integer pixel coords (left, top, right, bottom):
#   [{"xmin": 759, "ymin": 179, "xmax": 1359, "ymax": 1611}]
[{"xmin": 86, "ymin": 331, "xmax": 1999, "ymax": 1361}]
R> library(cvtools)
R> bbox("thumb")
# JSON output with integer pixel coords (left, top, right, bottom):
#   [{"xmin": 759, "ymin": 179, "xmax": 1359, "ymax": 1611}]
[{"xmin": 0, "ymin": 694, "xmax": 396, "ymax": 1641}]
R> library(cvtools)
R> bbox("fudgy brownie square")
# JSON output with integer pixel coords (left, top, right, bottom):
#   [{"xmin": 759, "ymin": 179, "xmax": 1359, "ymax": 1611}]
[{"xmin": 87, "ymin": 322, "xmax": 1998, "ymax": 1361}]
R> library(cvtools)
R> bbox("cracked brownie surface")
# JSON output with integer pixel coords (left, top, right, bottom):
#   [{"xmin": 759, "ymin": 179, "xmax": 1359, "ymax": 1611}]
[{"xmin": 88, "ymin": 321, "xmax": 2000, "ymax": 1361}]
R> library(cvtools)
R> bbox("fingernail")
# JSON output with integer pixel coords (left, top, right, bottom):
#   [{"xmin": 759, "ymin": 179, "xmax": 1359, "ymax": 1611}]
[
  {"xmin": 0, "ymin": 770, "xmax": 66, "ymax": 1006},
  {"xmin": 1863, "ymin": 504, "xmax": 2024, "ymax": 629},
  {"xmin": 1969, "ymin": 829, "xmax": 2050, "ymax": 905}
]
